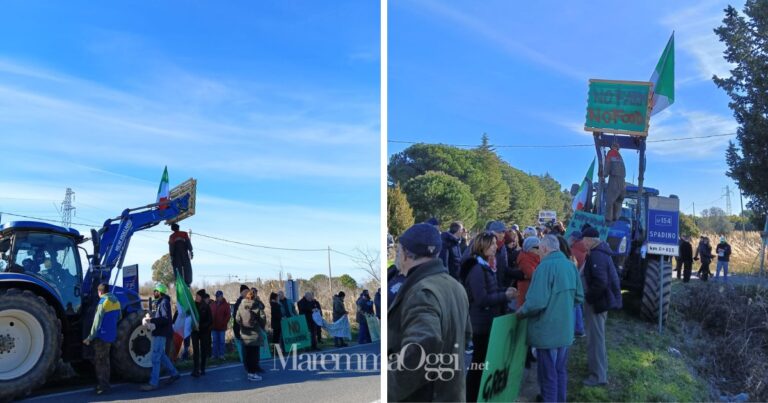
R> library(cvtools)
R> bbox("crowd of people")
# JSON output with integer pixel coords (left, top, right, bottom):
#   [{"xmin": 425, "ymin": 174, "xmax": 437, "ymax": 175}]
[
  {"xmin": 83, "ymin": 280, "xmax": 381, "ymax": 395},
  {"xmin": 674, "ymin": 235, "xmax": 732, "ymax": 282},
  {"xmin": 388, "ymin": 218, "xmax": 622, "ymax": 403}
]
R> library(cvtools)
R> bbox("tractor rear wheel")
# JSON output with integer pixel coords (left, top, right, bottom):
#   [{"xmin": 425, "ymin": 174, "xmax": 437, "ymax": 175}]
[
  {"xmin": 0, "ymin": 288, "xmax": 61, "ymax": 401},
  {"xmin": 640, "ymin": 259, "xmax": 672, "ymax": 322},
  {"xmin": 111, "ymin": 310, "xmax": 152, "ymax": 382}
]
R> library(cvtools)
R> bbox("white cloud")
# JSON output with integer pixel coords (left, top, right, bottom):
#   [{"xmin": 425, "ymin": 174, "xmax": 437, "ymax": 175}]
[
  {"xmin": 406, "ymin": 0, "xmax": 588, "ymax": 81},
  {"xmin": 648, "ymin": 109, "xmax": 737, "ymax": 158},
  {"xmin": 660, "ymin": 1, "xmax": 738, "ymax": 82}
]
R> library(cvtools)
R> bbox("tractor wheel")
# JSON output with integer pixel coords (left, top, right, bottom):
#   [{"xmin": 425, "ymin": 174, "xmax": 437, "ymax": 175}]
[
  {"xmin": 641, "ymin": 259, "xmax": 672, "ymax": 322},
  {"xmin": 0, "ymin": 288, "xmax": 61, "ymax": 401},
  {"xmin": 111, "ymin": 311, "xmax": 152, "ymax": 382}
]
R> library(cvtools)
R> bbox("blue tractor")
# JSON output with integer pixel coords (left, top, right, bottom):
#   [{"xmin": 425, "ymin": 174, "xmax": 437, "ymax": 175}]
[
  {"xmin": 585, "ymin": 133, "xmax": 675, "ymax": 322},
  {"xmin": 0, "ymin": 181, "xmax": 195, "ymax": 400}
]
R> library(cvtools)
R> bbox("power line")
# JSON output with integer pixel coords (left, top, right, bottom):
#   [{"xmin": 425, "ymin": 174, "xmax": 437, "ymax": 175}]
[
  {"xmin": 388, "ymin": 132, "xmax": 736, "ymax": 148},
  {"xmin": 0, "ymin": 211, "xmax": 354, "ymax": 255}
]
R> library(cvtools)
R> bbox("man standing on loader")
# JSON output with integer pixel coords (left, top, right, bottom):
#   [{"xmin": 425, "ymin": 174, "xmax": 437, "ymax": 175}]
[
  {"xmin": 603, "ymin": 141, "xmax": 626, "ymax": 224},
  {"xmin": 169, "ymin": 223, "xmax": 194, "ymax": 286}
]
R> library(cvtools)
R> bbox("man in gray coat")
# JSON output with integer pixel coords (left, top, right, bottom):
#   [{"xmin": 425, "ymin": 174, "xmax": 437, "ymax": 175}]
[{"xmin": 388, "ymin": 223, "xmax": 472, "ymax": 402}]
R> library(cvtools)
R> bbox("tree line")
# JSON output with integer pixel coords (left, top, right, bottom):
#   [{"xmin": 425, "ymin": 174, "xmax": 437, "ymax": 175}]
[{"xmin": 387, "ymin": 135, "xmax": 572, "ymax": 235}]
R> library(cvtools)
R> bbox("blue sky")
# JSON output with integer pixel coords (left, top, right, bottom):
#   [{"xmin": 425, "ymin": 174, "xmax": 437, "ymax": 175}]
[
  {"xmin": 0, "ymin": 1, "xmax": 380, "ymax": 286},
  {"xmin": 389, "ymin": 0, "xmax": 745, "ymax": 219}
]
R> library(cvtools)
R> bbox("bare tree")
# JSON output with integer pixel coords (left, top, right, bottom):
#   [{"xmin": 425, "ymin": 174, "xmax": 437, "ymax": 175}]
[{"xmin": 351, "ymin": 246, "xmax": 380, "ymax": 285}]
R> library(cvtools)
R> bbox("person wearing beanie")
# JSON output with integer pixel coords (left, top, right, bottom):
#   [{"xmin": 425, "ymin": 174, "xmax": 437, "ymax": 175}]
[
  {"xmin": 389, "ymin": 223, "xmax": 471, "ymax": 402},
  {"xmin": 191, "ymin": 289, "xmax": 213, "ymax": 377},
  {"xmin": 460, "ymin": 231, "xmax": 518, "ymax": 401},
  {"xmin": 715, "ymin": 236, "xmax": 732, "ymax": 281},
  {"xmin": 211, "ymin": 290, "xmax": 230, "ymax": 360},
  {"xmin": 581, "ymin": 227, "xmax": 621, "ymax": 387},
  {"xmin": 140, "ymin": 283, "xmax": 179, "ymax": 391}
]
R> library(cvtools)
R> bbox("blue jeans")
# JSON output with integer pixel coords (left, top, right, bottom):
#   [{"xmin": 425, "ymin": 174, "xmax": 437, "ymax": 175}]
[
  {"xmin": 537, "ymin": 346, "xmax": 569, "ymax": 403},
  {"xmin": 574, "ymin": 304, "xmax": 584, "ymax": 335},
  {"xmin": 212, "ymin": 330, "xmax": 226, "ymax": 358},
  {"xmin": 716, "ymin": 261, "xmax": 729, "ymax": 280},
  {"xmin": 150, "ymin": 336, "xmax": 178, "ymax": 386}
]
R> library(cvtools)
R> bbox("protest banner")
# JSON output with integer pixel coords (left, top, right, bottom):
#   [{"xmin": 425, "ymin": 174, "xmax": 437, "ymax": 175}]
[
  {"xmin": 584, "ymin": 79, "xmax": 653, "ymax": 136},
  {"xmin": 281, "ymin": 315, "xmax": 311, "ymax": 350},
  {"xmin": 365, "ymin": 315, "xmax": 380, "ymax": 342},
  {"xmin": 478, "ymin": 314, "xmax": 528, "ymax": 402},
  {"xmin": 565, "ymin": 210, "xmax": 609, "ymax": 241}
]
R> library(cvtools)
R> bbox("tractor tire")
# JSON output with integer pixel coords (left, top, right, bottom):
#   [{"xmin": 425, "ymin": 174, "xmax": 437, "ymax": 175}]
[
  {"xmin": 0, "ymin": 288, "xmax": 61, "ymax": 401},
  {"xmin": 640, "ymin": 259, "xmax": 672, "ymax": 323},
  {"xmin": 111, "ymin": 310, "xmax": 152, "ymax": 382}
]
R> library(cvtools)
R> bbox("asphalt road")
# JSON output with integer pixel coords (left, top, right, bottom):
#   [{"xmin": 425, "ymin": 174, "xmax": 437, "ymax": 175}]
[{"xmin": 24, "ymin": 343, "xmax": 381, "ymax": 403}]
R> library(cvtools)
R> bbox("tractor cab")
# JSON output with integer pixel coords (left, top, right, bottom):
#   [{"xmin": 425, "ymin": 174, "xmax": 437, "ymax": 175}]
[{"xmin": 0, "ymin": 222, "xmax": 85, "ymax": 316}]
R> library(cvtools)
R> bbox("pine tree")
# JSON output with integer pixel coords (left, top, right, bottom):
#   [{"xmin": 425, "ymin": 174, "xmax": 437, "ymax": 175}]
[
  {"xmin": 715, "ymin": 1, "xmax": 768, "ymax": 218},
  {"xmin": 387, "ymin": 185, "xmax": 415, "ymax": 237}
]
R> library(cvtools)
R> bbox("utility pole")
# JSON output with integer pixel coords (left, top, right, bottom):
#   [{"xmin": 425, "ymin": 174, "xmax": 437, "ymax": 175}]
[
  {"xmin": 60, "ymin": 188, "xmax": 75, "ymax": 228},
  {"xmin": 723, "ymin": 186, "xmax": 733, "ymax": 216},
  {"xmin": 692, "ymin": 202, "xmax": 696, "ymax": 227},
  {"xmin": 740, "ymin": 190, "xmax": 746, "ymax": 242},
  {"xmin": 327, "ymin": 246, "xmax": 333, "ymax": 300}
]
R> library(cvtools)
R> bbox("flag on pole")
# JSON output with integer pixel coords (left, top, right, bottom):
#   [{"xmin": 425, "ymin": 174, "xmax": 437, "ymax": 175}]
[
  {"xmin": 650, "ymin": 32, "xmax": 674, "ymax": 116},
  {"xmin": 156, "ymin": 166, "xmax": 170, "ymax": 210},
  {"xmin": 572, "ymin": 158, "xmax": 596, "ymax": 212},
  {"xmin": 171, "ymin": 269, "xmax": 199, "ymax": 360}
]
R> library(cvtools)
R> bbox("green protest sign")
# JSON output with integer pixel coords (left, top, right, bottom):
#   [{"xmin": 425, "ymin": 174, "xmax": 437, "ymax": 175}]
[
  {"xmin": 478, "ymin": 314, "xmax": 528, "ymax": 402},
  {"xmin": 585, "ymin": 79, "xmax": 653, "ymax": 136},
  {"xmin": 565, "ymin": 210, "xmax": 609, "ymax": 242},
  {"xmin": 281, "ymin": 315, "xmax": 311, "ymax": 350},
  {"xmin": 365, "ymin": 315, "xmax": 380, "ymax": 342},
  {"xmin": 259, "ymin": 328, "xmax": 271, "ymax": 358}
]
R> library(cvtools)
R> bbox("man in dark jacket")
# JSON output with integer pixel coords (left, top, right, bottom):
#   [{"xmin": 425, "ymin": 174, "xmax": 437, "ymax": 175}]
[
  {"xmin": 715, "ymin": 236, "xmax": 732, "ymax": 281},
  {"xmin": 332, "ymin": 292, "xmax": 349, "ymax": 347},
  {"xmin": 388, "ymin": 223, "xmax": 471, "ymax": 402},
  {"xmin": 439, "ymin": 221, "xmax": 464, "ymax": 279},
  {"xmin": 141, "ymin": 283, "xmax": 180, "ymax": 391},
  {"xmin": 191, "ymin": 289, "xmax": 212, "ymax": 377},
  {"xmin": 297, "ymin": 292, "xmax": 322, "ymax": 351},
  {"xmin": 373, "ymin": 288, "xmax": 381, "ymax": 319},
  {"xmin": 356, "ymin": 290, "xmax": 374, "ymax": 344},
  {"xmin": 169, "ymin": 223, "xmax": 194, "ymax": 286},
  {"xmin": 581, "ymin": 227, "xmax": 621, "ymax": 387},
  {"xmin": 677, "ymin": 236, "xmax": 694, "ymax": 283},
  {"xmin": 695, "ymin": 237, "xmax": 714, "ymax": 281}
]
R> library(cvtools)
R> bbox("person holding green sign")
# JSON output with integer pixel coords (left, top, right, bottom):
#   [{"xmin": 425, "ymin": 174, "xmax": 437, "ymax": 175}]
[
  {"xmin": 460, "ymin": 231, "xmax": 518, "ymax": 402},
  {"xmin": 516, "ymin": 235, "xmax": 584, "ymax": 403}
]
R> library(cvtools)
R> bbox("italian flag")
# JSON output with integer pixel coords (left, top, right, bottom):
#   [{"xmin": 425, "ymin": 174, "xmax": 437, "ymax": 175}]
[
  {"xmin": 572, "ymin": 158, "xmax": 596, "ymax": 212},
  {"xmin": 650, "ymin": 32, "xmax": 674, "ymax": 116},
  {"xmin": 156, "ymin": 166, "xmax": 170, "ymax": 210},
  {"xmin": 171, "ymin": 269, "xmax": 199, "ymax": 361}
]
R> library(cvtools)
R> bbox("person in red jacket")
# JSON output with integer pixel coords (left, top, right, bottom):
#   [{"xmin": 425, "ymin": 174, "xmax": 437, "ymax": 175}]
[
  {"xmin": 210, "ymin": 290, "xmax": 231, "ymax": 360},
  {"xmin": 516, "ymin": 237, "xmax": 542, "ymax": 307}
]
